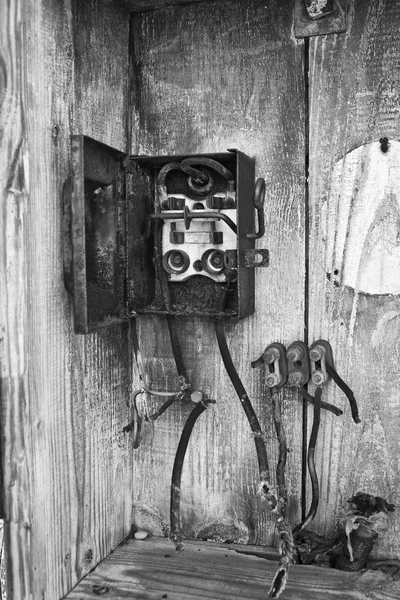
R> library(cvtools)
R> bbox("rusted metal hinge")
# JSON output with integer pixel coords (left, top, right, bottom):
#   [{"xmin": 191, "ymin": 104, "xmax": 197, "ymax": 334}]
[{"xmin": 294, "ymin": 0, "xmax": 347, "ymax": 38}]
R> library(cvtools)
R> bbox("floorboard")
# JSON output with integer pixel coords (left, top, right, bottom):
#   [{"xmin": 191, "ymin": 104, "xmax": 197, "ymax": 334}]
[{"xmin": 65, "ymin": 537, "xmax": 397, "ymax": 599}]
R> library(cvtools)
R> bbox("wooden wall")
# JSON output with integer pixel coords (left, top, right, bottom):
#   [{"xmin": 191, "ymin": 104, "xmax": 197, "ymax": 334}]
[
  {"xmin": 0, "ymin": 1, "xmax": 134, "ymax": 598},
  {"xmin": 308, "ymin": 0, "xmax": 400, "ymax": 558},
  {"xmin": 1, "ymin": 0, "xmax": 400, "ymax": 598},
  {"xmin": 129, "ymin": 0, "xmax": 400, "ymax": 561},
  {"xmin": 130, "ymin": 0, "xmax": 305, "ymax": 546}
]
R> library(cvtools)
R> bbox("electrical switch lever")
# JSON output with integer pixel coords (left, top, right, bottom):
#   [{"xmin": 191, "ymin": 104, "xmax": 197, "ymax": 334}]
[{"xmin": 247, "ymin": 178, "xmax": 266, "ymax": 240}]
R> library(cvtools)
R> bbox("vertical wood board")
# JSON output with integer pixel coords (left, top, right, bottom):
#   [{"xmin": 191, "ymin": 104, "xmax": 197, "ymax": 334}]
[
  {"xmin": 128, "ymin": 0, "xmax": 306, "ymax": 546},
  {"xmin": 0, "ymin": 1, "xmax": 134, "ymax": 598},
  {"xmin": 308, "ymin": 0, "xmax": 400, "ymax": 557}
]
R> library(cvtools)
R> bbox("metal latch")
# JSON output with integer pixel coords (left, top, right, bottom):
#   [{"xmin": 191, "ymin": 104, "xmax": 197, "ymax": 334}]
[{"xmin": 225, "ymin": 249, "xmax": 269, "ymax": 269}]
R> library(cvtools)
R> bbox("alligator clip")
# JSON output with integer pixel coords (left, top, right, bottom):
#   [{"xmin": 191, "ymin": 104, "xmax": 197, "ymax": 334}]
[{"xmin": 251, "ymin": 343, "xmax": 288, "ymax": 388}]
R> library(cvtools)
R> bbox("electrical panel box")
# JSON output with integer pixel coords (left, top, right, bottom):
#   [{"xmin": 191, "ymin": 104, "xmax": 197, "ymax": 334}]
[{"xmin": 64, "ymin": 135, "xmax": 268, "ymax": 333}]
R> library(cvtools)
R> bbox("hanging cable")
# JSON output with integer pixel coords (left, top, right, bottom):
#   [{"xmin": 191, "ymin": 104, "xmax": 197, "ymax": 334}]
[
  {"xmin": 170, "ymin": 400, "xmax": 212, "ymax": 551},
  {"xmin": 293, "ymin": 386, "xmax": 322, "ymax": 537},
  {"xmin": 215, "ymin": 277, "xmax": 294, "ymax": 599},
  {"xmin": 215, "ymin": 280, "xmax": 270, "ymax": 481},
  {"xmin": 270, "ymin": 387, "xmax": 288, "ymax": 513},
  {"xmin": 297, "ymin": 387, "xmax": 343, "ymax": 417},
  {"xmin": 325, "ymin": 363, "xmax": 360, "ymax": 424},
  {"xmin": 166, "ymin": 314, "xmax": 190, "ymax": 390},
  {"xmin": 146, "ymin": 396, "xmax": 178, "ymax": 422}
]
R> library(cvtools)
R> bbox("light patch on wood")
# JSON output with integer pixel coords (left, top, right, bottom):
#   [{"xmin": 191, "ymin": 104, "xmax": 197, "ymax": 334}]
[
  {"xmin": 327, "ymin": 141, "xmax": 400, "ymax": 295},
  {"xmin": 308, "ymin": 0, "xmax": 400, "ymax": 558}
]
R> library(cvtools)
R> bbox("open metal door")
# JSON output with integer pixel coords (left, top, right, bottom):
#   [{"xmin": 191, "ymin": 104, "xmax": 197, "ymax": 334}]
[{"xmin": 64, "ymin": 135, "xmax": 128, "ymax": 333}]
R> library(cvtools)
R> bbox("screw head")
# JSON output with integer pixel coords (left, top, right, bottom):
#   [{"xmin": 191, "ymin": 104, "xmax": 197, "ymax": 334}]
[
  {"xmin": 224, "ymin": 196, "xmax": 236, "ymax": 208},
  {"xmin": 310, "ymin": 345, "xmax": 325, "ymax": 362},
  {"xmin": 191, "ymin": 390, "xmax": 204, "ymax": 403},
  {"xmin": 312, "ymin": 371, "xmax": 326, "ymax": 386},
  {"xmin": 287, "ymin": 346, "xmax": 302, "ymax": 362},
  {"xmin": 264, "ymin": 347, "xmax": 280, "ymax": 364},
  {"xmin": 266, "ymin": 373, "xmax": 280, "ymax": 387},
  {"xmin": 288, "ymin": 371, "xmax": 303, "ymax": 386}
]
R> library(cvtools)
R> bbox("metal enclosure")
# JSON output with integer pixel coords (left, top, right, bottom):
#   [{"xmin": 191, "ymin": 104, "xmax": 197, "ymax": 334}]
[{"xmin": 64, "ymin": 137, "xmax": 266, "ymax": 331}]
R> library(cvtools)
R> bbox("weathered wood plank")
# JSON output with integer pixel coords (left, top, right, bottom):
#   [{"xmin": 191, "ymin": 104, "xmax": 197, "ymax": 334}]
[
  {"xmin": 128, "ymin": 0, "xmax": 306, "ymax": 546},
  {"xmin": 116, "ymin": 0, "xmax": 213, "ymax": 13},
  {"xmin": 65, "ymin": 536, "xmax": 394, "ymax": 599},
  {"xmin": 0, "ymin": 1, "xmax": 132, "ymax": 598},
  {"xmin": 308, "ymin": 0, "xmax": 400, "ymax": 558}
]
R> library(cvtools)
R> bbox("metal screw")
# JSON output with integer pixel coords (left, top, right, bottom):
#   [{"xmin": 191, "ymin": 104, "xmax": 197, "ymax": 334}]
[
  {"xmin": 224, "ymin": 197, "xmax": 236, "ymax": 208},
  {"xmin": 266, "ymin": 373, "xmax": 280, "ymax": 387},
  {"xmin": 287, "ymin": 346, "xmax": 302, "ymax": 362},
  {"xmin": 264, "ymin": 348, "xmax": 280, "ymax": 364},
  {"xmin": 288, "ymin": 371, "xmax": 303, "ymax": 386},
  {"xmin": 312, "ymin": 371, "xmax": 326, "ymax": 386},
  {"xmin": 310, "ymin": 345, "xmax": 325, "ymax": 362}
]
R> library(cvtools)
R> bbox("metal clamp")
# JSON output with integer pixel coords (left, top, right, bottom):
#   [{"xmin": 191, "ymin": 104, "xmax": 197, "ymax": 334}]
[
  {"xmin": 287, "ymin": 341, "xmax": 310, "ymax": 386},
  {"xmin": 251, "ymin": 342, "xmax": 287, "ymax": 388},
  {"xmin": 309, "ymin": 340, "xmax": 334, "ymax": 386}
]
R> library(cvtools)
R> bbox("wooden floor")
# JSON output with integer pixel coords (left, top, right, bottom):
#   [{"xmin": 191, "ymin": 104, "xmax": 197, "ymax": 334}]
[{"xmin": 65, "ymin": 537, "xmax": 399, "ymax": 600}]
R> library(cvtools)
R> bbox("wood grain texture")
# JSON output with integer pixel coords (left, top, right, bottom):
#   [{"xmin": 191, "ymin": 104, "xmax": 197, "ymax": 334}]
[
  {"xmin": 128, "ymin": 0, "xmax": 306, "ymax": 546},
  {"xmin": 0, "ymin": 1, "xmax": 133, "ymax": 598},
  {"xmin": 116, "ymin": 0, "xmax": 213, "ymax": 13},
  {"xmin": 65, "ymin": 536, "xmax": 397, "ymax": 599},
  {"xmin": 308, "ymin": 0, "xmax": 400, "ymax": 558}
]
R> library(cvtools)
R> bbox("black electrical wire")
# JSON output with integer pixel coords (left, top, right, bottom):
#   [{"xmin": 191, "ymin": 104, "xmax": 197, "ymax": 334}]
[
  {"xmin": 131, "ymin": 318, "xmax": 141, "ymax": 366},
  {"xmin": 166, "ymin": 314, "xmax": 190, "ymax": 390},
  {"xmin": 297, "ymin": 387, "xmax": 343, "ymax": 417},
  {"xmin": 170, "ymin": 402, "xmax": 208, "ymax": 551},
  {"xmin": 325, "ymin": 363, "xmax": 360, "ymax": 424},
  {"xmin": 271, "ymin": 388, "xmax": 288, "ymax": 506},
  {"xmin": 215, "ymin": 284, "xmax": 270, "ymax": 481},
  {"xmin": 146, "ymin": 395, "xmax": 179, "ymax": 422},
  {"xmin": 293, "ymin": 386, "xmax": 322, "ymax": 536}
]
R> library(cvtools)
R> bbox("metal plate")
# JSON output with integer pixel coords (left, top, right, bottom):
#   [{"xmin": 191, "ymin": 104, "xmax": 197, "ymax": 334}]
[
  {"xmin": 294, "ymin": 0, "xmax": 347, "ymax": 38},
  {"xmin": 241, "ymin": 249, "xmax": 269, "ymax": 268}
]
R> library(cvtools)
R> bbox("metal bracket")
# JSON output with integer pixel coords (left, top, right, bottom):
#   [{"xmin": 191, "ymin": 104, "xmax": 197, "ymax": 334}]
[
  {"xmin": 286, "ymin": 341, "xmax": 310, "ymax": 386},
  {"xmin": 251, "ymin": 343, "xmax": 288, "ymax": 388},
  {"xmin": 309, "ymin": 340, "xmax": 334, "ymax": 386},
  {"xmin": 294, "ymin": 0, "xmax": 347, "ymax": 38},
  {"xmin": 242, "ymin": 249, "xmax": 269, "ymax": 268}
]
